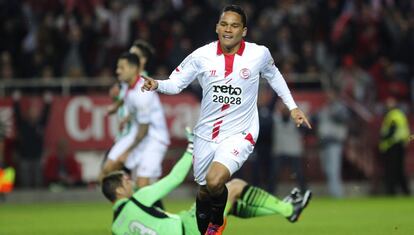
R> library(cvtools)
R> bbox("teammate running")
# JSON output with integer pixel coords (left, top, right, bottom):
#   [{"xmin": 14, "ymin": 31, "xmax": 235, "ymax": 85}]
[
  {"xmin": 103, "ymin": 53, "xmax": 169, "ymax": 192},
  {"xmin": 103, "ymin": 39, "xmax": 157, "ymax": 176}
]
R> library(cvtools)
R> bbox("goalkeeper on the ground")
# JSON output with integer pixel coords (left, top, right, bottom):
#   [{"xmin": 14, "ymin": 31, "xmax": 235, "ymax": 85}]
[{"xmin": 102, "ymin": 129, "xmax": 311, "ymax": 235}]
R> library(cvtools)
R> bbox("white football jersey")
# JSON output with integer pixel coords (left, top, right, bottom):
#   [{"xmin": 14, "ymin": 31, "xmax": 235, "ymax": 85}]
[
  {"xmin": 157, "ymin": 40, "xmax": 297, "ymax": 143},
  {"xmin": 124, "ymin": 77, "xmax": 170, "ymax": 145}
]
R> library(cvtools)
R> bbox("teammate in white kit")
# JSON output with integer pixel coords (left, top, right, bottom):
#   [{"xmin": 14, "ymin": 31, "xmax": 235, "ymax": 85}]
[
  {"xmin": 109, "ymin": 53, "xmax": 170, "ymax": 190},
  {"xmin": 102, "ymin": 40, "xmax": 156, "ymax": 180},
  {"xmin": 100, "ymin": 81, "xmax": 137, "ymax": 180},
  {"xmin": 142, "ymin": 5, "xmax": 311, "ymax": 235}
]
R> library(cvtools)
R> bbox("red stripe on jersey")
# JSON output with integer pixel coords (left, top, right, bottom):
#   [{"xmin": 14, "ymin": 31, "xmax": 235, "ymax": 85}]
[
  {"xmin": 244, "ymin": 133, "xmax": 256, "ymax": 145},
  {"xmin": 213, "ymin": 120, "xmax": 223, "ymax": 126},
  {"xmin": 128, "ymin": 75, "xmax": 141, "ymax": 90},
  {"xmin": 125, "ymin": 75, "xmax": 142, "ymax": 97},
  {"xmin": 216, "ymin": 40, "xmax": 246, "ymax": 56},
  {"xmin": 212, "ymin": 126, "xmax": 221, "ymax": 139},
  {"xmin": 221, "ymin": 104, "xmax": 230, "ymax": 111},
  {"xmin": 224, "ymin": 54, "xmax": 235, "ymax": 77}
]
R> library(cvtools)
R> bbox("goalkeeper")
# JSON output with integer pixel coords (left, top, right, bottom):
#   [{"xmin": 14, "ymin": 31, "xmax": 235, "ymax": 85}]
[{"xmin": 102, "ymin": 129, "xmax": 311, "ymax": 235}]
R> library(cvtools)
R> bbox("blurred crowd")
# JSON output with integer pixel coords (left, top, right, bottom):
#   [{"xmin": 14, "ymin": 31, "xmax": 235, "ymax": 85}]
[{"xmin": 0, "ymin": 0, "xmax": 413, "ymax": 103}]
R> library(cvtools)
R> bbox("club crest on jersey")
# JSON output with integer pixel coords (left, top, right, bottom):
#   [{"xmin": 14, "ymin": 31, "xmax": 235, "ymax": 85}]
[{"xmin": 239, "ymin": 68, "xmax": 250, "ymax": 79}]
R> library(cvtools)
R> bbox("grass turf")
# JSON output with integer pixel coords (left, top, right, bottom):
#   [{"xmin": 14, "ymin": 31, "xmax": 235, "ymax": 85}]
[{"xmin": 1, "ymin": 197, "xmax": 413, "ymax": 235}]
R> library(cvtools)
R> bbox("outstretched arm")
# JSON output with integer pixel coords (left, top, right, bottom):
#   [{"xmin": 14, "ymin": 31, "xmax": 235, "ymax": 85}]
[
  {"xmin": 141, "ymin": 53, "xmax": 199, "ymax": 94},
  {"xmin": 132, "ymin": 150, "xmax": 193, "ymax": 206},
  {"xmin": 261, "ymin": 48, "xmax": 311, "ymax": 129}
]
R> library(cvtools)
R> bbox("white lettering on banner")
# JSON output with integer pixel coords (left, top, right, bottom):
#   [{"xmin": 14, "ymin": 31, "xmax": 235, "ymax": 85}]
[
  {"xmin": 65, "ymin": 97, "xmax": 116, "ymax": 141},
  {"xmin": 64, "ymin": 96, "xmax": 199, "ymax": 143},
  {"xmin": 91, "ymin": 105, "xmax": 107, "ymax": 140},
  {"xmin": 162, "ymin": 103, "xmax": 199, "ymax": 138},
  {"xmin": 66, "ymin": 97, "xmax": 92, "ymax": 141}
]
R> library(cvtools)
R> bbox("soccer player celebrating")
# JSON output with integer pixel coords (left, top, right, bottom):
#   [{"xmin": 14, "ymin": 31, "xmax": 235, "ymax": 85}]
[
  {"xmin": 101, "ymin": 81, "xmax": 136, "ymax": 178},
  {"xmin": 102, "ymin": 129, "xmax": 311, "ymax": 235},
  {"xmin": 105, "ymin": 53, "xmax": 169, "ymax": 190},
  {"xmin": 141, "ymin": 5, "xmax": 312, "ymax": 234},
  {"xmin": 103, "ymin": 40, "xmax": 156, "ymax": 179}
]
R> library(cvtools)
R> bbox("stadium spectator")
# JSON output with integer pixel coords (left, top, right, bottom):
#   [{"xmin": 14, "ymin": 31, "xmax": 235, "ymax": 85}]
[
  {"xmin": 62, "ymin": 25, "xmax": 86, "ymax": 79},
  {"xmin": 317, "ymin": 89, "xmax": 350, "ymax": 198},
  {"xmin": 0, "ymin": 52, "xmax": 14, "ymax": 79},
  {"xmin": 141, "ymin": 5, "xmax": 311, "ymax": 234},
  {"xmin": 333, "ymin": 55, "xmax": 374, "ymax": 105},
  {"xmin": 94, "ymin": 0, "xmax": 139, "ymax": 70},
  {"xmin": 102, "ymin": 129, "xmax": 312, "ymax": 235},
  {"xmin": 43, "ymin": 138, "xmax": 83, "ymax": 188},
  {"xmin": 13, "ymin": 91, "xmax": 52, "ymax": 188},
  {"xmin": 0, "ymin": 118, "xmax": 4, "ymax": 167},
  {"xmin": 379, "ymin": 96, "xmax": 411, "ymax": 196},
  {"xmin": 271, "ymin": 101, "xmax": 307, "ymax": 194}
]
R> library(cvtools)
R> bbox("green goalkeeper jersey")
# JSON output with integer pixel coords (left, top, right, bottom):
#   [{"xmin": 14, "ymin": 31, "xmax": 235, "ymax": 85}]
[{"xmin": 111, "ymin": 151, "xmax": 192, "ymax": 235}]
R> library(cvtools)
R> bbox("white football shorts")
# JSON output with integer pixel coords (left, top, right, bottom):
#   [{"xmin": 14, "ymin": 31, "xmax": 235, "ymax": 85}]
[
  {"xmin": 193, "ymin": 132, "xmax": 255, "ymax": 185},
  {"xmin": 125, "ymin": 137, "xmax": 168, "ymax": 179},
  {"xmin": 107, "ymin": 126, "xmax": 138, "ymax": 161}
]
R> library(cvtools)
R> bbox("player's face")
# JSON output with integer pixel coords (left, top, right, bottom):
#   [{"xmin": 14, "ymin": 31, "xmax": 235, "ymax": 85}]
[
  {"xmin": 116, "ymin": 59, "xmax": 137, "ymax": 83},
  {"xmin": 216, "ymin": 11, "xmax": 247, "ymax": 53},
  {"xmin": 121, "ymin": 174, "xmax": 134, "ymax": 197}
]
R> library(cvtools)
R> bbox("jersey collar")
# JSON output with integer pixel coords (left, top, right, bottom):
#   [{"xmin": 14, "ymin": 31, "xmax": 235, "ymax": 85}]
[
  {"xmin": 216, "ymin": 39, "xmax": 245, "ymax": 56},
  {"xmin": 128, "ymin": 75, "xmax": 141, "ymax": 90},
  {"xmin": 113, "ymin": 198, "xmax": 128, "ymax": 211}
]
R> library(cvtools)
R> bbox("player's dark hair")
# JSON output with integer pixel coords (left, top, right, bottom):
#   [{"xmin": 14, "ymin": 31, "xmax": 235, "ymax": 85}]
[
  {"xmin": 102, "ymin": 171, "xmax": 124, "ymax": 202},
  {"xmin": 222, "ymin": 5, "xmax": 247, "ymax": 27},
  {"xmin": 131, "ymin": 39, "xmax": 155, "ymax": 62},
  {"xmin": 118, "ymin": 52, "xmax": 140, "ymax": 67}
]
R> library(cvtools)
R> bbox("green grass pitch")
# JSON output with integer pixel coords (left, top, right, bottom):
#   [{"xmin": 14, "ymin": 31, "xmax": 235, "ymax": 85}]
[{"xmin": 1, "ymin": 197, "xmax": 413, "ymax": 235}]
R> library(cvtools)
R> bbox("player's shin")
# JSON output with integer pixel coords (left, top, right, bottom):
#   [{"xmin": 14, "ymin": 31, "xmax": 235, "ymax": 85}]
[
  {"xmin": 209, "ymin": 185, "xmax": 228, "ymax": 226},
  {"xmin": 230, "ymin": 200, "xmax": 275, "ymax": 218},
  {"xmin": 238, "ymin": 185, "xmax": 293, "ymax": 217},
  {"xmin": 196, "ymin": 195, "xmax": 211, "ymax": 234}
]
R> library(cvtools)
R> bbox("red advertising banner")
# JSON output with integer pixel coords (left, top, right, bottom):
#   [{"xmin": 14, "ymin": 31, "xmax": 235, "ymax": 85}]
[{"xmin": 0, "ymin": 92, "xmax": 327, "ymax": 152}]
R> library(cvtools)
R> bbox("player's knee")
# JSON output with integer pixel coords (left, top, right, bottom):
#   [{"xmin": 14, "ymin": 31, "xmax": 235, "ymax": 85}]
[
  {"xmin": 226, "ymin": 178, "xmax": 247, "ymax": 198},
  {"xmin": 227, "ymin": 178, "xmax": 247, "ymax": 190},
  {"xmin": 206, "ymin": 175, "xmax": 226, "ymax": 195}
]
